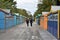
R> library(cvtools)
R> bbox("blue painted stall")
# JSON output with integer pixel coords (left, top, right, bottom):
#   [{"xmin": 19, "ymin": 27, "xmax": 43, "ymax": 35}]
[
  {"xmin": 0, "ymin": 9, "xmax": 26, "ymax": 31},
  {"xmin": 20, "ymin": 16, "xmax": 24, "ymax": 23},
  {"xmin": 14, "ymin": 15, "xmax": 17, "ymax": 25},
  {"xmin": 0, "ymin": 9, "xmax": 16, "ymax": 30},
  {"xmin": 5, "ymin": 14, "xmax": 15, "ymax": 29},
  {"xmin": 48, "ymin": 13, "xmax": 58, "ymax": 38},
  {"xmin": 0, "ymin": 9, "xmax": 9, "ymax": 30},
  {"xmin": 11, "ymin": 14, "xmax": 17, "ymax": 25},
  {"xmin": 16, "ymin": 16, "xmax": 20, "ymax": 24},
  {"xmin": 22, "ymin": 16, "xmax": 26, "ymax": 23}
]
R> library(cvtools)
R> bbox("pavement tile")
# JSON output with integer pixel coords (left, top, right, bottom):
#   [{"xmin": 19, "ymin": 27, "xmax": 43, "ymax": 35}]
[{"xmin": 0, "ymin": 22, "xmax": 57, "ymax": 40}]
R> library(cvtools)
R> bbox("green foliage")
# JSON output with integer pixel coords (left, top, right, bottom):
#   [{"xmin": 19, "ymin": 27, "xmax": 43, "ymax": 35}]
[
  {"xmin": 29, "ymin": 15, "xmax": 32, "ymax": 18},
  {"xmin": 34, "ymin": 9, "xmax": 42, "ymax": 17},
  {"xmin": 34, "ymin": 0, "xmax": 57, "ymax": 17},
  {"xmin": 16, "ymin": 9, "xmax": 29, "ymax": 17},
  {"xmin": 0, "ymin": 0, "xmax": 16, "ymax": 9},
  {"xmin": 0, "ymin": 0, "xmax": 17, "ymax": 14}
]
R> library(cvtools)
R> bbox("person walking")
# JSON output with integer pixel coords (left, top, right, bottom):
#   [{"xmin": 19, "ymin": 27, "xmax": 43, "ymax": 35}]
[
  {"xmin": 26, "ymin": 18, "xmax": 29, "ymax": 26},
  {"xmin": 30, "ymin": 18, "xmax": 33, "ymax": 27}
]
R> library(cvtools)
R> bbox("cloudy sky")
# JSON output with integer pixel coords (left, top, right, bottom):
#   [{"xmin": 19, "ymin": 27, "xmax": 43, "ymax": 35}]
[{"xmin": 14, "ymin": 0, "xmax": 38, "ymax": 15}]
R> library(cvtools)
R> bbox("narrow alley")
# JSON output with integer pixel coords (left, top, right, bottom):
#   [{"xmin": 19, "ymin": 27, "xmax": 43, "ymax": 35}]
[
  {"xmin": 0, "ymin": 22, "xmax": 57, "ymax": 40},
  {"xmin": 0, "ymin": 0, "xmax": 60, "ymax": 40}
]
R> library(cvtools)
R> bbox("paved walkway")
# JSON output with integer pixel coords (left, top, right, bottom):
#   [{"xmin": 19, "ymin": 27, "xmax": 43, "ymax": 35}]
[{"xmin": 0, "ymin": 22, "xmax": 57, "ymax": 40}]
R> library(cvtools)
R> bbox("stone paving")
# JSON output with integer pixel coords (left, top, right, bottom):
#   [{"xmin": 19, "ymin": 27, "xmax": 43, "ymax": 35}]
[
  {"xmin": 0, "ymin": 23, "xmax": 42, "ymax": 40},
  {"xmin": 0, "ymin": 22, "xmax": 57, "ymax": 40}
]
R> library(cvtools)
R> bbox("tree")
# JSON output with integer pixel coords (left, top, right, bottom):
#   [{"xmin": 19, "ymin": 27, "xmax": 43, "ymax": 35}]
[
  {"xmin": 0, "ymin": 0, "xmax": 16, "ymax": 9},
  {"xmin": 29, "ymin": 15, "xmax": 32, "ymax": 18},
  {"xmin": 17, "ymin": 9, "xmax": 29, "ymax": 17},
  {"xmin": 34, "ymin": 0, "xmax": 57, "ymax": 17},
  {"xmin": 0, "ymin": 0, "xmax": 17, "ymax": 14}
]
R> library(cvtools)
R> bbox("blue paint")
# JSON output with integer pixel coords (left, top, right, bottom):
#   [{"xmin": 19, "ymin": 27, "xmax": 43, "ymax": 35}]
[
  {"xmin": 48, "ymin": 21, "xmax": 58, "ymax": 38},
  {"xmin": 48, "ymin": 13, "xmax": 58, "ymax": 38},
  {"xmin": 5, "ymin": 18, "xmax": 15, "ymax": 29},
  {"xmin": 0, "ymin": 20, "xmax": 5, "ymax": 30},
  {"xmin": 0, "ymin": 11, "xmax": 5, "ymax": 19},
  {"xmin": 0, "ymin": 11, "xmax": 5, "ymax": 30},
  {"xmin": 0, "ymin": 10, "xmax": 25, "ymax": 31},
  {"xmin": 14, "ymin": 16, "xmax": 17, "ymax": 25}
]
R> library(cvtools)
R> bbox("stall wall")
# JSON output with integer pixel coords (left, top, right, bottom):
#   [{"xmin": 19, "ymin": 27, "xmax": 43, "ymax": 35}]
[
  {"xmin": 0, "ymin": 11, "xmax": 5, "ymax": 19},
  {"xmin": 0, "ymin": 11, "xmax": 5, "ymax": 30},
  {"xmin": 20, "ymin": 16, "xmax": 23, "ymax": 23},
  {"xmin": 47, "ymin": 13, "xmax": 58, "ymax": 38},
  {"xmin": 40, "ymin": 15, "xmax": 48, "ymax": 30},
  {"xmin": 5, "ymin": 17, "xmax": 15, "ymax": 29},
  {"xmin": 48, "ymin": 21, "xmax": 58, "ymax": 38},
  {"xmin": 16, "ymin": 16, "xmax": 20, "ymax": 24},
  {"xmin": 14, "ymin": 16, "xmax": 17, "ymax": 25},
  {"xmin": 40, "ymin": 17, "xmax": 44, "ymax": 29},
  {"xmin": 44, "ymin": 15, "xmax": 48, "ymax": 30},
  {"xmin": 0, "ymin": 11, "xmax": 25, "ymax": 31}
]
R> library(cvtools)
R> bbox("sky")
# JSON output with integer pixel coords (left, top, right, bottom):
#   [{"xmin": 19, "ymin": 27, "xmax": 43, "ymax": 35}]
[{"xmin": 14, "ymin": 0, "xmax": 38, "ymax": 15}]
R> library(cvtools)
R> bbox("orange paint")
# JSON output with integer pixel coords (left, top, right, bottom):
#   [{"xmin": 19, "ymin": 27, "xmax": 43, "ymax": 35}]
[
  {"xmin": 40, "ymin": 14, "xmax": 48, "ymax": 30},
  {"xmin": 43, "ymin": 15, "xmax": 48, "ymax": 30},
  {"xmin": 40, "ymin": 16, "xmax": 44, "ymax": 29}
]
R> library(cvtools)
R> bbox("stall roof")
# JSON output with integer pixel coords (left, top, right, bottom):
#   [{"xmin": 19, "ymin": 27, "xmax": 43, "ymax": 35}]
[
  {"xmin": 0, "ymin": 8, "xmax": 10, "ymax": 15},
  {"xmin": 51, "ymin": 6, "xmax": 60, "ymax": 12},
  {"xmin": 42, "ymin": 12, "xmax": 50, "ymax": 15}
]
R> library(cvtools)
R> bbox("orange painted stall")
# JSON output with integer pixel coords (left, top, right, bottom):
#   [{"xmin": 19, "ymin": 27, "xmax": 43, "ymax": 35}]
[
  {"xmin": 42, "ymin": 12, "xmax": 50, "ymax": 30},
  {"xmin": 40, "ymin": 16, "xmax": 44, "ymax": 29},
  {"xmin": 43, "ymin": 14, "xmax": 48, "ymax": 30},
  {"xmin": 40, "ymin": 12, "xmax": 49, "ymax": 30}
]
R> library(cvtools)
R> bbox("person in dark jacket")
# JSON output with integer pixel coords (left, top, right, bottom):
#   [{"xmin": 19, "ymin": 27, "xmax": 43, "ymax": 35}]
[
  {"xmin": 30, "ymin": 18, "xmax": 33, "ymax": 26},
  {"xmin": 26, "ymin": 18, "xmax": 29, "ymax": 26}
]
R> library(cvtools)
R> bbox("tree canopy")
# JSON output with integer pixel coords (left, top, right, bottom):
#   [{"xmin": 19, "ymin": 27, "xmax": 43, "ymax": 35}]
[
  {"xmin": 34, "ymin": 0, "xmax": 57, "ymax": 17},
  {"xmin": 0, "ymin": 0, "xmax": 16, "ymax": 9}
]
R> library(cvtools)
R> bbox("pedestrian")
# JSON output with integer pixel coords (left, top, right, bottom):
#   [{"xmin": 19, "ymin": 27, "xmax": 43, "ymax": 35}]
[
  {"xmin": 30, "ymin": 18, "xmax": 33, "ymax": 26},
  {"xmin": 26, "ymin": 18, "xmax": 29, "ymax": 26}
]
